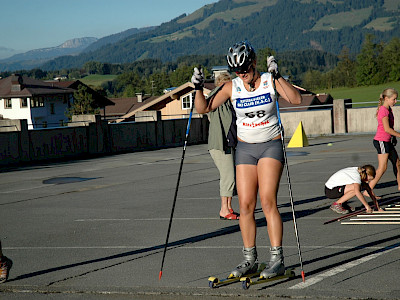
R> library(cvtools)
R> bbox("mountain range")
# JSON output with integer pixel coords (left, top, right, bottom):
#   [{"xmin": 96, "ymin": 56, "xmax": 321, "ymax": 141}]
[
  {"xmin": 0, "ymin": 37, "xmax": 97, "ymax": 71},
  {"xmin": 1, "ymin": 0, "xmax": 399, "ymax": 72},
  {"xmin": 0, "ymin": 27, "xmax": 156, "ymax": 72}
]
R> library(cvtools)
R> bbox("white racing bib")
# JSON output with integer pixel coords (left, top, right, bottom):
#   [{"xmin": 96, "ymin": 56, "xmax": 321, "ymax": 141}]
[{"xmin": 231, "ymin": 72, "xmax": 280, "ymax": 143}]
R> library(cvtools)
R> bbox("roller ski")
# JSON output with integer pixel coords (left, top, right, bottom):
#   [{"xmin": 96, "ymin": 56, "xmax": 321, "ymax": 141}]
[
  {"xmin": 208, "ymin": 247, "xmax": 265, "ymax": 288},
  {"xmin": 208, "ymin": 262, "xmax": 267, "ymax": 288},
  {"xmin": 241, "ymin": 246, "xmax": 294, "ymax": 290},
  {"xmin": 241, "ymin": 268, "xmax": 295, "ymax": 289}
]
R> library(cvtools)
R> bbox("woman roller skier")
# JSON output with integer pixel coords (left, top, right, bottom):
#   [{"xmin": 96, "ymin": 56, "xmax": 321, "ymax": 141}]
[{"xmin": 192, "ymin": 41, "xmax": 301, "ymax": 279}]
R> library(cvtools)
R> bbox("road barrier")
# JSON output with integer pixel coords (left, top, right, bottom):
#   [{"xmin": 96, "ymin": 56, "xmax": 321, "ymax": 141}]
[{"xmin": 1, "ymin": 99, "xmax": 398, "ymax": 167}]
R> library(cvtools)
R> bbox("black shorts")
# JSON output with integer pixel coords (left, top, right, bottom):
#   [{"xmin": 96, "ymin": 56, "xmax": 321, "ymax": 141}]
[
  {"xmin": 325, "ymin": 185, "xmax": 345, "ymax": 199},
  {"xmin": 373, "ymin": 139, "xmax": 393, "ymax": 154}
]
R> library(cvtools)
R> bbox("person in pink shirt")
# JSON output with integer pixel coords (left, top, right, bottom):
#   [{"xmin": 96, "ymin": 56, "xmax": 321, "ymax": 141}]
[{"xmin": 370, "ymin": 88, "xmax": 400, "ymax": 192}]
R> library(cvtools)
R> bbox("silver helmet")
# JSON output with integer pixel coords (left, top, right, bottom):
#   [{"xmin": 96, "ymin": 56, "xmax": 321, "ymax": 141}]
[{"xmin": 226, "ymin": 41, "xmax": 256, "ymax": 73}]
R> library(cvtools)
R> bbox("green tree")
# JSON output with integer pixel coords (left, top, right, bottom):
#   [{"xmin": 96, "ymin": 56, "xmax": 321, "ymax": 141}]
[
  {"xmin": 302, "ymin": 70, "xmax": 324, "ymax": 90},
  {"xmin": 30, "ymin": 68, "xmax": 47, "ymax": 79},
  {"xmin": 146, "ymin": 72, "xmax": 171, "ymax": 95},
  {"xmin": 333, "ymin": 47, "xmax": 357, "ymax": 87},
  {"xmin": 68, "ymin": 70, "xmax": 81, "ymax": 80},
  {"xmin": 168, "ymin": 65, "xmax": 195, "ymax": 87},
  {"xmin": 83, "ymin": 61, "xmax": 103, "ymax": 75},
  {"xmin": 113, "ymin": 72, "xmax": 145, "ymax": 96},
  {"xmin": 380, "ymin": 37, "xmax": 400, "ymax": 82},
  {"xmin": 122, "ymin": 85, "xmax": 137, "ymax": 97},
  {"xmin": 66, "ymin": 85, "xmax": 100, "ymax": 119},
  {"xmin": 356, "ymin": 34, "xmax": 380, "ymax": 86},
  {"xmin": 256, "ymin": 47, "xmax": 276, "ymax": 73}
]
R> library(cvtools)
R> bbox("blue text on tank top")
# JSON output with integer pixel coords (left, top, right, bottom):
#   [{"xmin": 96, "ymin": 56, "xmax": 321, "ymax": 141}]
[{"xmin": 235, "ymin": 93, "xmax": 273, "ymax": 109}]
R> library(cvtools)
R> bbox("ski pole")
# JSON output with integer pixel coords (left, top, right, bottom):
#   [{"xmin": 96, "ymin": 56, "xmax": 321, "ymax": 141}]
[
  {"xmin": 159, "ymin": 96, "xmax": 195, "ymax": 280},
  {"xmin": 274, "ymin": 77, "xmax": 306, "ymax": 282}
]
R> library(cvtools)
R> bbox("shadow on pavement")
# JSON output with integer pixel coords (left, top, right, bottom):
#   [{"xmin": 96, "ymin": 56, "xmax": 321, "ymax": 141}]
[
  {"xmin": 290, "ymin": 236, "xmax": 400, "ymax": 278},
  {"xmin": 8, "ymin": 194, "xmax": 398, "ymax": 286},
  {"xmin": 8, "ymin": 197, "xmax": 328, "ymax": 285}
]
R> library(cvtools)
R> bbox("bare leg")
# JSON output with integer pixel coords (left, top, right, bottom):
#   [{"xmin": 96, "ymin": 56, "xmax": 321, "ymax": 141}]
[
  {"xmin": 336, "ymin": 184, "xmax": 356, "ymax": 205},
  {"xmin": 220, "ymin": 196, "xmax": 232, "ymax": 217},
  {"xmin": 369, "ymin": 153, "xmax": 389, "ymax": 190},
  {"xmin": 227, "ymin": 196, "xmax": 233, "ymax": 211},
  {"xmin": 257, "ymin": 158, "xmax": 283, "ymax": 247},
  {"xmin": 395, "ymin": 158, "xmax": 400, "ymax": 190},
  {"xmin": 257, "ymin": 157, "xmax": 285, "ymax": 278},
  {"xmin": 236, "ymin": 164, "xmax": 258, "ymax": 248}
]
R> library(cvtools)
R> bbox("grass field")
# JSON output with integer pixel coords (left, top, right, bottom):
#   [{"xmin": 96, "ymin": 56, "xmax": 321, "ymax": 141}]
[
  {"xmin": 80, "ymin": 74, "xmax": 117, "ymax": 87},
  {"xmin": 317, "ymin": 81, "xmax": 400, "ymax": 107},
  {"xmin": 311, "ymin": 7, "xmax": 372, "ymax": 31}
]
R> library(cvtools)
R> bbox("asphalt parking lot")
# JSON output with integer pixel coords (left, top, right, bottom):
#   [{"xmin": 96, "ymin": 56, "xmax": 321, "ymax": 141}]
[{"xmin": 1, "ymin": 133, "xmax": 399, "ymax": 300}]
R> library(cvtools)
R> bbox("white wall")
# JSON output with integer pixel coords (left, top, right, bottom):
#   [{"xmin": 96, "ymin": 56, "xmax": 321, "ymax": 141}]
[
  {"xmin": 281, "ymin": 110, "xmax": 333, "ymax": 136},
  {"xmin": 347, "ymin": 106, "xmax": 400, "ymax": 133},
  {"xmin": 0, "ymin": 96, "xmax": 69, "ymax": 129},
  {"xmin": 0, "ymin": 97, "xmax": 32, "ymax": 125}
]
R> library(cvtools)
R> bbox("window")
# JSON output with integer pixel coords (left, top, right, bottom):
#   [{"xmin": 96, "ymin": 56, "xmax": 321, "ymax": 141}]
[
  {"xmin": 31, "ymin": 96, "xmax": 45, "ymax": 108},
  {"xmin": 21, "ymin": 98, "xmax": 28, "ymax": 108},
  {"xmin": 5, "ymin": 99, "xmax": 12, "ymax": 109},
  {"xmin": 181, "ymin": 93, "xmax": 194, "ymax": 110}
]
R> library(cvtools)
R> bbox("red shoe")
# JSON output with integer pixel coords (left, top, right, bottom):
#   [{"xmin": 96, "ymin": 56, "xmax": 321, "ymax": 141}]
[
  {"xmin": 229, "ymin": 208, "xmax": 240, "ymax": 216},
  {"xmin": 220, "ymin": 213, "xmax": 239, "ymax": 220}
]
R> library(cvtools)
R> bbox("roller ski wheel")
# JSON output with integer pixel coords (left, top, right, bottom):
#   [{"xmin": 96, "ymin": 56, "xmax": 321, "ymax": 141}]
[
  {"xmin": 208, "ymin": 277, "xmax": 219, "ymax": 288},
  {"xmin": 240, "ymin": 268, "xmax": 295, "ymax": 290},
  {"xmin": 241, "ymin": 276, "xmax": 251, "ymax": 290},
  {"xmin": 207, "ymin": 263, "xmax": 266, "ymax": 288}
]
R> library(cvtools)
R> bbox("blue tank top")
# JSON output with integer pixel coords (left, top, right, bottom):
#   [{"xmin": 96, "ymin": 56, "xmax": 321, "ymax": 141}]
[{"xmin": 231, "ymin": 72, "xmax": 281, "ymax": 143}]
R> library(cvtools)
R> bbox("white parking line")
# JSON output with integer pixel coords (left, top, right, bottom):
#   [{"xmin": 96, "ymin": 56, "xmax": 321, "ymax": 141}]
[
  {"xmin": 74, "ymin": 219, "xmax": 130, "ymax": 221},
  {"xmin": 289, "ymin": 244, "xmax": 400, "ymax": 289},
  {"xmin": 0, "ymin": 185, "xmax": 54, "ymax": 193},
  {"xmin": 74, "ymin": 218, "xmax": 219, "ymax": 221}
]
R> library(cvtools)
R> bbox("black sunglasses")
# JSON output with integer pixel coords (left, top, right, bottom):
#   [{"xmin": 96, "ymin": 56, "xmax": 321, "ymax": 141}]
[{"xmin": 235, "ymin": 65, "xmax": 253, "ymax": 75}]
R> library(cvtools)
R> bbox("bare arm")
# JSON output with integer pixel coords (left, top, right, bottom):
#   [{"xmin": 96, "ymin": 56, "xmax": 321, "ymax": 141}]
[
  {"xmin": 275, "ymin": 76, "xmax": 301, "ymax": 105},
  {"xmin": 194, "ymin": 81, "xmax": 232, "ymax": 114},
  {"xmin": 362, "ymin": 182, "xmax": 382, "ymax": 211},
  {"xmin": 382, "ymin": 116, "xmax": 400, "ymax": 138},
  {"xmin": 355, "ymin": 183, "xmax": 372, "ymax": 212}
]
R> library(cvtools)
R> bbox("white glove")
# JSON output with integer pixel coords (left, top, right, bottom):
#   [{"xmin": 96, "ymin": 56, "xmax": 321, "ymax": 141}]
[
  {"xmin": 267, "ymin": 56, "xmax": 278, "ymax": 76},
  {"xmin": 191, "ymin": 67, "xmax": 204, "ymax": 90}
]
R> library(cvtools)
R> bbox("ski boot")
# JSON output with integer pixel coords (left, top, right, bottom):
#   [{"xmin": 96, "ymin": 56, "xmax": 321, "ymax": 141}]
[
  {"xmin": 229, "ymin": 247, "xmax": 258, "ymax": 278},
  {"xmin": 260, "ymin": 246, "xmax": 285, "ymax": 279}
]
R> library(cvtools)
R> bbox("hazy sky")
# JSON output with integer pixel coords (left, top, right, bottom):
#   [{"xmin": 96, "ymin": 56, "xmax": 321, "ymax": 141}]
[{"xmin": 0, "ymin": 0, "xmax": 218, "ymax": 55}]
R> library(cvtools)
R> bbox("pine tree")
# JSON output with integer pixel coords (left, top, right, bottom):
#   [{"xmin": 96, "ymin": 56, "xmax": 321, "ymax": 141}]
[
  {"xmin": 381, "ymin": 38, "xmax": 400, "ymax": 82},
  {"xmin": 335, "ymin": 47, "xmax": 357, "ymax": 87},
  {"xmin": 356, "ymin": 34, "xmax": 380, "ymax": 86}
]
